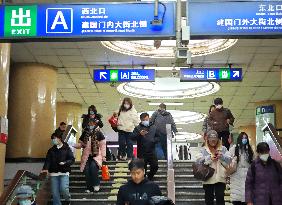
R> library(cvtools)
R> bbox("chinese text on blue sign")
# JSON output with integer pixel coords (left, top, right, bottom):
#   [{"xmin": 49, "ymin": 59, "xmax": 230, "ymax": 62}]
[
  {"xmin": 180, "ymin": 68, "xmax": 242, "ymax": 82},
  {"xmin": 94, "ymin": 69, "xmax": 155, "ymax": 82},
  {"xmin": 188, "ymin": 1, "xmax": 282, "ymax": 37},
  {"xmin": 0, "ymin": 3, "xmax": 175, "ymax": 40}
]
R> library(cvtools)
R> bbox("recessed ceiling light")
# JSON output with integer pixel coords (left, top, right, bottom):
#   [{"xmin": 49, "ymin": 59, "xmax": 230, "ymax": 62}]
[
  {"xmin": 101, "ymin": 39, "xmax": 238, "ymax": 58},
  {"xmin": 148, "ymin": 102, "xmax": 184, "ymax": 106},
  {"xmin": 175, "ymin": 132, "xmax": 203, "ymax": 141},
  {"xmin": 117, "ymin": 77, "xmax": 220, "ymax": 99}
]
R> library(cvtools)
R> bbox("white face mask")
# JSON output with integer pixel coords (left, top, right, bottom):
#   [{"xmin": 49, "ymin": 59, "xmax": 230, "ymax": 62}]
[
  {"xmin": 124, "ymin": 104, "xmax": 130, "ymax": 109},
  {"xmin": 216, "ymin": 104, "xmax": 223, "ymax": 109},
  {"xmin": 259, "ymin": 154, "xmax": 269, "ymax": 162}
]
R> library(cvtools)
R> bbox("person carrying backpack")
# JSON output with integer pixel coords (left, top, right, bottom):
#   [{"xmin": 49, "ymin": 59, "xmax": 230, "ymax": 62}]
[{"xmin": 245, "ymin": 142, "xmax": 282, "ymax": 205}]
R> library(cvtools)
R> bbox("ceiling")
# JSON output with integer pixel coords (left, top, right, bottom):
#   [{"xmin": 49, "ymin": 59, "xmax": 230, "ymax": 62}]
[{"xmin": 7, "ymin": 0, "xmax": 282, "ymax": 140}]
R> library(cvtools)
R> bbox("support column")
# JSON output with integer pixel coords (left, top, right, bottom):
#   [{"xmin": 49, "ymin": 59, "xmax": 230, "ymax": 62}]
[
  {"xmin": 0, "ymin": 44, "xmax": 10, "ymax": 195},
  {"xmin": 239, "ymin": 125, "xmax": 256, "ymax": 151},
  {"xmin": 7, "ymin": 63, "xmax": 57, "ymax": 159},
  {"xmin": 56, "ymin": 102, "xmax": 82, "ymax": 161}
]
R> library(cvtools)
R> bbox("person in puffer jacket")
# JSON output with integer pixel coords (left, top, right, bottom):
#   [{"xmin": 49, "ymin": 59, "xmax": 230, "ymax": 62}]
[
  {"xmin": 229, "ymin": 132, "xmax": 254, "ymax": 205},
  {"xmin": 245, "ymin": 142, "xmax": 282, "ymax": 205},
  {"xmin": 196, "ymin": 130, "xmax": 231, "ymax": 205},
  {"xmin": 150, "ymin": 103, "xmax": 177, "ymax": 159},
  {"xmin": 116, "ymin": 97, "xmax": 139, "ymax": 161}
]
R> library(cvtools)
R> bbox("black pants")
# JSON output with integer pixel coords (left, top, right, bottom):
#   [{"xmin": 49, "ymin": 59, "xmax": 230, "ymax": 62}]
[
  {"xmin": 217, "ymin": 131, "xmax": 230, "ymax": 150},
  {"xmin": 84, "ymin": 156, "xmax": 99, "ymax": 191},
  {"xmin": 232, "ymin": 202, "xmax": 247, "ymax": 205},
  {"xmin": 143, "ymin": 153, "xmax": 158, "ymax": 180},
  {"xmin": 203, "ymin": 183, "xmax": 226, "ymax": 205}
]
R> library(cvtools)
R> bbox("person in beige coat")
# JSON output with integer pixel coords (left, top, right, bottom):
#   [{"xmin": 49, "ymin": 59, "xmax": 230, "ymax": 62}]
[
  {"xmin": 196, "ymin": 130, "xmax": 231, "ymax": 205},
  {"xmin": 116, "ymin": 97, "xmax": 139, "ymax": 160}
]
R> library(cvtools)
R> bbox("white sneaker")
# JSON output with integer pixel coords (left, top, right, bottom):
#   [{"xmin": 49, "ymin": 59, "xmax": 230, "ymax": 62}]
[
  {"xmin": 85, "ymin": 189, "xmax": 92, "ymax": 193},
  {"xmin": 94, "ymin": 185, "xmax": 100, "ymax": 192}
]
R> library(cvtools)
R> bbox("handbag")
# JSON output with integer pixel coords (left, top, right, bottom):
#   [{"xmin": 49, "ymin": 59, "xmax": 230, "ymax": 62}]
[
  {"xmin": 192, "ymin": 161, "xmax": 215, "ymax": 181},
  {"xmin": 225, "ymin": 156, "xmax": 238, "ymax": 176},
  {"xmin": 101, "ymin": 163, "xmax": 110, "ymax": 181},
  {"xmin": 108, "ymin": 115, "xmax": 118, "ymax": 132}
]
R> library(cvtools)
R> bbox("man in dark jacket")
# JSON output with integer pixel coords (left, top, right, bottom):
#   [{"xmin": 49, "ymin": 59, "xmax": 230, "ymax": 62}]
[
  {"xmin": 208, "ymin": 98, "xmax": 234, "ymax": 150},
  {"xmin": 132, "ymin": 113, "xmax": 161, "ymax": 180},
  {"xmin": 54, "ymin": 121, "xmax": 66, "ymax": 137},
  {"xmin": 245, "ymin": 142, "xmax": 282, "ymax": 205},
  {"xmin": 150, "ymin": 103, "xmax": 177, "ymax": 159},
  {"xmin": 116, "ymin": 159, "xmax": 162, "ymax": 205},
  {"xmin": 41, "ymin": 133, "xmax": 75, "ymax": 205}
]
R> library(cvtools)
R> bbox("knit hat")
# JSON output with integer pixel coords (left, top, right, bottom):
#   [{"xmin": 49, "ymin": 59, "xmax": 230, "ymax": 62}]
[
  {"xmin": 207, "ymin": 130, "xmax": 218, "ymax": 139},
  {"xmin": 15, "ymin": 185, "xmax": 34, "ymax": 199}
]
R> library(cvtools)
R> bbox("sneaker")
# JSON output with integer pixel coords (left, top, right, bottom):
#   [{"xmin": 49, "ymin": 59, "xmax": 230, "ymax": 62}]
[
  {"xmin": 119, "ymin": 156, "xmax": 127, "ymax": 161},
  {"xmin": 94, "ymin": 185, "xmax": 100, "ymax": 192},
  {"xmin": 85, "ymin": 189, "xmax": 93, "ymax": 193}
]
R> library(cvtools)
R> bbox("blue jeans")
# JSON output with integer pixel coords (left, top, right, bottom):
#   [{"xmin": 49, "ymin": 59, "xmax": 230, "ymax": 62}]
[
  {"xmin": 118, "ymin": 131, "xmax": 133, "ymax": 159},
  {"xmin": 50, "ymin": 175, "xmax": 70, "ymax": 205},
  {"xmin": 84, "ymin": 157, "xmax": 100, "ymax": 191}
]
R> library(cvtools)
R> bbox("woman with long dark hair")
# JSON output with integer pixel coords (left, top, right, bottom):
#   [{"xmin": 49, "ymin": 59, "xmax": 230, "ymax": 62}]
[
  {"xmin": 116, "ymin": 97, "xmax": 139, "ymax": 161},
  {"xmin": 82, "ymin": 105, "xmax": 103, "ymax": 129},
  {"xmin": 229, "ymin": 132, "xmax": 254, "ymax": 205}
]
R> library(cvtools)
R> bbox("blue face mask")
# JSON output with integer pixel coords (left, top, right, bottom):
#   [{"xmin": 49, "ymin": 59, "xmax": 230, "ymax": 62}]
[
  {"xmin": 89, "ymin": 125, "xmax": 95, "ymax": 130},
  {"xmin": 142, "ymin": 121, "xmax": 150, "ymax": 127},
  {"xmin": 52, "ymin": 138, "xmax": 59, "ymax": 145},
  {"xmin": 19, "ymin": 199, "xmax": 32, "ymax": 205},
  {"xmin": 242, "ymin": 138, "xmax": 248, "ymax": 145},
  {"xmin": 90, "ymin": 111, "xmax": 95, "ymax": 115}
]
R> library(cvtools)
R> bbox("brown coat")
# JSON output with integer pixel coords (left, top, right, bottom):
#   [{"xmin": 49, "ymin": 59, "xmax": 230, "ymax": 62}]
[{"xmin": 208, "ymin": 108, "xmax": 234, "ymax": 132}]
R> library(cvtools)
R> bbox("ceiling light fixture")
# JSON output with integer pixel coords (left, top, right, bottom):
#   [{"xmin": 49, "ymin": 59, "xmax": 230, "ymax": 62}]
[
  {"xmin": 101, "ymin": 39, "xmax": 238, "ymax": 58},
  {"xmin": 148, "ymin": 102, "xmax": 184, "ymax": 106},
  {"xmin": 175, "ymin": 132, "xmax": 203, "ymax": 141},
  {"xmin": 117, "ymin": 77, "xmax": 220, "ymax": 99}
]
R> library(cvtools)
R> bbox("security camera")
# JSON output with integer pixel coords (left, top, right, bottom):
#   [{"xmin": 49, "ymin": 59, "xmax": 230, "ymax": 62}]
[{"xmin": 171, "ymin": 68, "xmax": 178, "ymax": 77}]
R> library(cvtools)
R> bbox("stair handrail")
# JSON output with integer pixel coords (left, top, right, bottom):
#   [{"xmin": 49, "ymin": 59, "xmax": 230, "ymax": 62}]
[
  {"xmin": 262, "ymin": 122, "xmax": 282, "ymax": 161},
  {"xmin": 0, "ymin": 170, "xmax": 47, "ymax": 205},
  {"xmin": 166, "ymin": 124, "xmax": 175, "ymax": 203}
]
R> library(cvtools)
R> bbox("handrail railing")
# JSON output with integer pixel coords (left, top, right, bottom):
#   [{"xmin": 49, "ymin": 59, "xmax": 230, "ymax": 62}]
[
  {"xmin": 0, "ymin": 170, "xmax": 47, "ymax": 205},
  {"xmin": 166, "ymin": 124, "xmax": 175, "ymax": 203},
  {"xmin": 262, "ymin": 122, "xmax": 282, "ymax": 161}
]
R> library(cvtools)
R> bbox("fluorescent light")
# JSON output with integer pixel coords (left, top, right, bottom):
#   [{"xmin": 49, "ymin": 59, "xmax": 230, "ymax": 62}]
[
  {"xmin": 177, "ymin": 128, "xmax": 183, "ymax": 130},
  {"xmin": 148, "ymin": 102, "xmax": 184, "ymax": 106}
]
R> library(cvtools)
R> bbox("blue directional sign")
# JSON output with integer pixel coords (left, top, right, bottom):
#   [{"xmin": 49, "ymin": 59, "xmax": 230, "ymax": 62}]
[
  {"xmin": 180, "ymin": 68, "xmax": 242, "ymax": 82},
  {"xmin": 0, "ymin": 2, "xmax": 175, "ymax": 41},
  {"xmin": 188, "ymin": 1, "xmax": 282, "ymax": 37},
  {"xmin": 94, "ymin": 69, "xmax": 155, "ymax": 83}
]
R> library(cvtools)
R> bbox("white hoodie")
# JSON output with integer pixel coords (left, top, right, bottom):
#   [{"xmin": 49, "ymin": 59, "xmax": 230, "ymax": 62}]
[{"xmin": 117, "ymin": 106, "xmax": 140, "ymax": 133}]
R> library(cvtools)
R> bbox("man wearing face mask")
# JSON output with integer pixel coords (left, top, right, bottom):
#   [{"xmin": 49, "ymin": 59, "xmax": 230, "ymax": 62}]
[
  {"xmin": 132, "ymin": 113, "xmax": 160, "ymax": 181},
  {"xmin": 41, "ymin": 133, "xmax": 75, "ymax": 205},
  {"xmin": 208, "ymin": 98, "xmax": 235, "ymax": 150},
  {"xmin": 245, "ymin": 142, "xmax": 282, "ymax": 205},
  {"xmin": 15, "ymin": 185, "xmax": 36, "ymax": 205}
]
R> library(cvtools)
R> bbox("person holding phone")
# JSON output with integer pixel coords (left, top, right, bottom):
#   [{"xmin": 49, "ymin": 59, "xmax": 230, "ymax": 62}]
[{"xmin": 132, "ymin": 113, "xmax": 161, "ymax": 181}]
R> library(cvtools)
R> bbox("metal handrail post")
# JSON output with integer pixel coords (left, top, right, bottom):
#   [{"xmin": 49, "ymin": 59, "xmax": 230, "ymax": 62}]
[{"xmin": 166, "ymin": 124, "xmax": 175, "ymax": 203}]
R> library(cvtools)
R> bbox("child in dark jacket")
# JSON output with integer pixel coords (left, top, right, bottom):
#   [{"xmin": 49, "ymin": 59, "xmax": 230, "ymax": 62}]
[{"xmin": 116, "ymin": 159, "xmax": 162, "ymax": 205}]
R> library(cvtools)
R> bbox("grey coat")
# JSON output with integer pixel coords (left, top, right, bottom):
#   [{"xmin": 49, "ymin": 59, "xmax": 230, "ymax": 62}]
[
  {"xmin": 150, "ymin": 110, "xmax": 177, "ymax": 135},
  {"xmin": 245, "ymin": 157, "xmax": 282, "ymax": 205}
]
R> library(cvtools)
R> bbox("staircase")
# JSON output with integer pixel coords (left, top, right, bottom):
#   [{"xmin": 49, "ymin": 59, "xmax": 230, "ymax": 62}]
[
  {"xmin": 66, "ymin": 160, "xmax": 229, "ymax": 205},
  {"xmin": 68, "ymin": 160, "xmax": 168, "ymax": 205}
]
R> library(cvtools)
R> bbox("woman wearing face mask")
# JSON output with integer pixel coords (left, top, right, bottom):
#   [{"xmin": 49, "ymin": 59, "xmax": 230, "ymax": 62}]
[
  {"xmin": 82, "ymin": 105, "xmax": 104, "ymax": 129},
  {"xmin": 74, "ymin": 119, "xmax": 107, "ymax": 193},
  {"xmin": 196, "ymin": 130, "xmax": 231, "ymax": 205},
  {"xmin": 229, "ymin": 132, "xmax": 254, "ymax": 205},
  {"xmin": 116, "ymin": 97, "xmax": 139, "ymax": 161},
  {"xmin": 15, "ymin": 185, "xmax": 36, "ymax": 205},
  {"xmin": 245, "ymin": 142, "xmax": 282, "ymax": 205}
]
